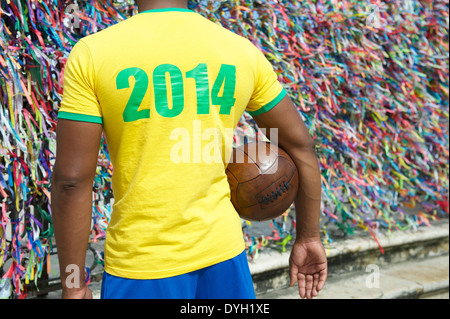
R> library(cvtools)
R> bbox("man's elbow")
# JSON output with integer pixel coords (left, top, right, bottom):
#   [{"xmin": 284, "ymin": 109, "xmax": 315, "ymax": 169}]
[
  {"xmin": 280, "ymin": 132, "xmax": 316, "ymax": 157},
  {"xmin": 51, "ymin": 170, "xmax": 93, "ymax": 194},
  {"xmin": 296, "ymin": 135, "xmax": 316, "ymax": 152}
]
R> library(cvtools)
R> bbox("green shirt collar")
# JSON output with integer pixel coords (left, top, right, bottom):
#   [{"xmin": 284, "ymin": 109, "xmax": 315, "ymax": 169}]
[{"xmin": 139, "ymin": 8, "xmax": 194, "ymax": 14}]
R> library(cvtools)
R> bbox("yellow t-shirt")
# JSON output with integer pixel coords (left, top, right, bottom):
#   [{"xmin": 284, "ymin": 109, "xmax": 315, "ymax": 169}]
[{"xmin": 58, "ymin": 8, "xmax": 286, "ymax": 279}]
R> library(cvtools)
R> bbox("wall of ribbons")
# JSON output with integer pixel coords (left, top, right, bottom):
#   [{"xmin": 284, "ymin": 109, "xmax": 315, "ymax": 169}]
[{"xmin": 0, "ymin": 0, "xmax": 448, "ymax": 298}]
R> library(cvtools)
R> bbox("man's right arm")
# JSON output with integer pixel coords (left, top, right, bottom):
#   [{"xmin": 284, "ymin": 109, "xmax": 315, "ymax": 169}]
[{"xmin": 51, "ymin": 119, "xmax": 102, "ymax": 299}]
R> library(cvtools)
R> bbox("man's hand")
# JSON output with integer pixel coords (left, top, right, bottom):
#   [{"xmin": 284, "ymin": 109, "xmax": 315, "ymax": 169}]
[
  {"xmin": 62, "ymin": 284, "xmax": 93, "ymax": 299},
  {"xmin": 289, "ymin": 239, "xmax": 328, "ymax": 299}
]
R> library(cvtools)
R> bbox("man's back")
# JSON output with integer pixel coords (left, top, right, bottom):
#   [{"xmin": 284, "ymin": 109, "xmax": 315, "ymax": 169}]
[{"xmin": 59, "ymin": 8, "xmax": 285, "ymax": 279}]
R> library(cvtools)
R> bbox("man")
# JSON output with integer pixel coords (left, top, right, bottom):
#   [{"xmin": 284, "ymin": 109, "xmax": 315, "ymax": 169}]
[{"xmin": 51, "ymin": 0, "xmax": 327, "ymax": 299}]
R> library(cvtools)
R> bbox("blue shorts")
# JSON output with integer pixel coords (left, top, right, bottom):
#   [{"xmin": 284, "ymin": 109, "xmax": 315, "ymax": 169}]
[{"xmin": 100, "ymin": 250, "xmax": 255, "ymax": 299}]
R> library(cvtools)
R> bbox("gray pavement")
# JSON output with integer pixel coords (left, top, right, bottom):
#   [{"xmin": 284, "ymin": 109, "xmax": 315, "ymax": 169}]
[{"xmin": 257, "ymin": 254, "xmax": 449, "ymax": 299}]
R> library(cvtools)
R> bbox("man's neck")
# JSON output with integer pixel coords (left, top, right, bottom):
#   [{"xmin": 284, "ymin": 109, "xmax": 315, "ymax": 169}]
[{"xmin": 137, "ymin": 0, "xmax": 188, "ymax": 13}]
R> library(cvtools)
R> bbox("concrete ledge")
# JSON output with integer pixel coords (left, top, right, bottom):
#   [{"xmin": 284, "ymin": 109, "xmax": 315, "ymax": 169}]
[
  {"xmin": 37, "ymin": 221, "xmax": 449, "ymax": 299},
  {"xmin": 257, "ymin": 254, "xmax": 449, "ymax": 299},
  {"xmin": 249, "ymin": 221, "xmax": 449, "ymax": 275},
  {"xmin": 250, "ymin": 221, "xmax": 449, "ymax": 295}
]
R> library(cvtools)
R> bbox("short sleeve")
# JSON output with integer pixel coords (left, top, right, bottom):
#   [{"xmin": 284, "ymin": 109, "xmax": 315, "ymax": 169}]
[
  {"xmin": 58, "ymin": 40, "xmax": 103, "ymax": 124},
  {"xmin": 246, "ymin": 47, "xmax": 287, "ymax": 116}
]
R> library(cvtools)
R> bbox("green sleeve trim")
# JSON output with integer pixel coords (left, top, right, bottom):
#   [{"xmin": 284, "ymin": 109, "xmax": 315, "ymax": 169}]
[
  {"xmin": 58, "ymin": 111, "xmax": 103, "ymax": 124},
  {"xmin": 247, "ymin": 89, "xmax": 287, "ymax": 116}
]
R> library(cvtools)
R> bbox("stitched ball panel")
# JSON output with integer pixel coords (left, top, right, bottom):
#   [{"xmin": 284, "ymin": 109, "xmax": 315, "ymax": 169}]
[{"xmin": 226, "ymin": 142, "xmax": 299, "ymax": 221}]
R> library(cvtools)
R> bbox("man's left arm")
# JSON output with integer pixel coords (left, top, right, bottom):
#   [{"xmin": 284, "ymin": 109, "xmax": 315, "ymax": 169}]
[
  {"xmin": 51, "ymin": 119, "xmax": 102, "ymax": 299},
  {"xmin": 252, "ymin": 95, "xmax": 327, "ymax": 299}
]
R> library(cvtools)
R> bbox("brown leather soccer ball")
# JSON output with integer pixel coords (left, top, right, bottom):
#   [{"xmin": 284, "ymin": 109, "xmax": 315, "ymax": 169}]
[{"xmin": 226, "ymin": 142, "xmax": 299, "ymax": 221}]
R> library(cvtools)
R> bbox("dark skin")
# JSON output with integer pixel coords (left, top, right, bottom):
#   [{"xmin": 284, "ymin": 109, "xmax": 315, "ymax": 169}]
[
  {"xmin": 52, "ymin": 0, "xmax": 327, "ymax": 299},
  {"xmin": 51, "ymin": 120, "xmax": 102, "ymax": 299},
  {"xmin": 253, "ymin": 96, "xmax": 327, "ymax": 299}
]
